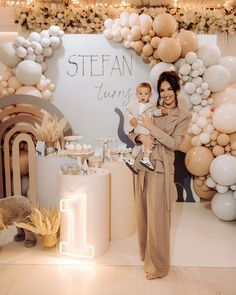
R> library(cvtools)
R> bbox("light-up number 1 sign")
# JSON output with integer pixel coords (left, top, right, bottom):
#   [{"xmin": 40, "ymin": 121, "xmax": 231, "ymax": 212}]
[{"xmin": 59, "ymin": 194, "xmax": 95, "ymax": 258}]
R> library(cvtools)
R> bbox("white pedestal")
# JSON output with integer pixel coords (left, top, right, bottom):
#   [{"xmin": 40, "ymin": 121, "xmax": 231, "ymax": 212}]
[
  {"xmin": 36, "ymin": 156, "xmax": 74, "ymax": 207},
  {"xmin": 102, "ymin": 161, "xmax": 136, "ymax": 240},
  {"xmin": 59, "ymin": 168, "xmax": 110, "ymax": 258}
]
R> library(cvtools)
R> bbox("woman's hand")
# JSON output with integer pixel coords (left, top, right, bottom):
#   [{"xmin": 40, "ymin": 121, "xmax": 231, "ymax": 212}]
[
  {"xmin": 138, "ymin": 134, "xmax": 156, "ymax": 150},
  {"xmin": 141, "ymin": 114, "xmax": 155, "ymax": 130}
]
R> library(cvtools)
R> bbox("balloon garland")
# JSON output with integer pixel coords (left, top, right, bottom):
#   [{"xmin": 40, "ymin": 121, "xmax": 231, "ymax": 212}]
[
  {"xmin": 0, "ymin": 26, "xmax": 64, "ymax": 101},
  {"xmin": 103, "ymin": 11, "xmax": 236, "ymax": 221}
]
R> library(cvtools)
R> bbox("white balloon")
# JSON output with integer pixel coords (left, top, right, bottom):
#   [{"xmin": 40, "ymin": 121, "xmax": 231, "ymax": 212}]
[
  {"xmin": 103, "ymin": 29, "xmax": 113, "ymax": 39},
  {"xmin": 191, "ymin": 124, "xmax": 201, "ymax": 135},
  {"xmin": 30, "ymin": 41, "xmax": 38, "ymax": 49},
  {"xmin": 191, "ymin": 112, "xmax": 199, "ymax": 123},
  {"xmin": 35, "ymin": 54, "xmax": 44, "ymax": 63},
  {"xmin": 27, "ymin": 47, "xmax": 34, "ymax": 55},
  {"xmin": 190, "ymin": 70, "xmax": 199, "ymax": 78},
  {"xmin": 49, "ymin": 83, "xmax": 55, "ymax": 91},
  {"xmin": 0, "ymin": 42, "xmax": 21, "ymax": 67},
  {"xmin": 203, "ymin": 65, "xmax": 230, "ymax": 93},
  {"xmin": 211, "ymin": 191, "xmax": 236, "ymax": 221},
  {"xmin": 179, "ymin": 63, "xmax": 191, "ymax": 75},
  {"xmin": 41, "ymin": 30, "xmax": 50, "ymax": 38},
  {"xmin": 174, "ymin": 58, "xmax": 185, "ymax": 70},
  {"xmin": 16, "ymin": 60, "xmax": 42, "ymax": 86},
  {"xmin": 212, "ymin": 103, "xmax": 236, "ymax": 133},
  {"xmin": 15, "ymin": 85, "xmax": 42, "ymax": 98},
  {"xmin": 205, "ymin": 176, "xmax": 216, "ymax": 188},
  {"xmin": 199, "ymin": 132, "xmax": 210, "ymax": 144},
  {"xmin": 216, "ymin": 184, "xmax": 229, "ymax": 194},
  {"xmin": 41, "ymin": 37, "xmax": 50, "ymax": 48},
  {"xmin": 197, "ymin": 44, "xmax": 221, "ymax": 67},
  {"xmin": 49, "ymin": 25, "xmax": 60, "ymax": 36},
  {"xmin": 196, "ymin": 116, "xmax": 208, "ymax": 128},
  {"xmin": 204, "ymin": 124, "xmax": 214, "ymax": 134},
  {"xmin": 129, "ymin": 12, "xmax": 140, "ymax": 27},
  {"xmin": 36, "ymin": 79, "xmax": 47, "ymax": 91},
  {"xmin": 219, "ymin": 56, "xmax": 236, "ymax": 84},
  {"xmin": 43, "ymin": 47, "xmax": 53, "ymax": 57},
  {"xmin": 29, "ymin": 32, "xmax": 41, "ymax": 43},
  {"xmin": 185, "ymin": 51, "xmax": 197, "ymax": 64},
  {"xmin": 25, "ymin": 53, "xmax": 36, "ymax": 61},
  {"xmin": 50, "ymin": 36, "xmax": 60, "ymax": 49},
  {"xmin": 120, "ymin": 12, "xmax": 130, "ymax": 27},
  {"xmin": 192, "ymin": 105, "xmax": 202, "ymax": 112},
  {"xmin": 191, "ymin": 62, "xmax": 200, "ymax": 70},
  {"xmin": 192, "ymin": 77, "xmax": 203, "ymax": 86},
  {"xmin": 150, "ymin": 62, "xmax": 176, "ymax": 88},
  {"xmin": 202, "ymin": 89, "xmax": 210, "ymax": 99},
  {"xmin": 120, "ymin": 27, "xmax": 131, "ymax": 39},
  {"xmin": 196, "ymin": 87, "xmax": 203, "ymax": 95},
  {"xmin": 184, "ymin": 82, "xmax": 196, "ymax": 94},
  {"xmin": 34, "ymin": 44, "xmax": 43, "ymax": 55},
  {"xmin": 190, "ymin": 93, "xmax": 202, "ymax": 105},
  {"xmin": 104, "ymin": 18, "xmax": 113, "ymax": 29},
  {"xmin": 58, "ymin": 30, "xmax": 64, "ymax": 38},
  {"xmin": 15, "ymin": 36, "xmax": 26, "ymax": 47},
  {"xmin": 210, "ymin": 154, "xmax": 236, "ymax": 186},
  {"xmin": 23, "ymin": 40, "xmax": 30, "ymax": 48},
  {"xmin": 201, "ymin": 99, "xmax": 208, "ymax": 107},
  {"xmin": 201, "ymin": 82, "xmax": 209, "ymax": 90},
  {"xmin": 41, "ymin": 89, "xmax": 52, "ymax": 100},
  {"xmin": 16, "ymin": 46, "xmax": 27, "ymax": 58}
]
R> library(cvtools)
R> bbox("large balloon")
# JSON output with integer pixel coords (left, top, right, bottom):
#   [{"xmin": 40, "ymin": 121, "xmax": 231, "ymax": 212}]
[
  {"xmin": 203, "ymin": 65, "xmax": 230, "ymax": 93},
  {"xmin": 0, "ymin": 42, "xmax": 21, "ymax": 68},
  {"xmin": 157, "ymin": 37, "xmax": 181, "ymax": 63},
  {"xmin": 219, "ymin": 56, "xmax": 236, "ymax": 84},
  {"xmin": 197, "ymin": 44, "xmax": 221, "ymax": 67},
  {"xmin": 16, "ymin": 60, "xmax": 42, "ymax": 86},
  {"xmin": 185, "ymin": 146, "xmax": 214, "ymax": 176},
  {"xmin": 211, "ymin": 87, "xmax": 236, "ymax": 109},
  {"xmin": 212, "ymin": 103, "xmax": 236, "ymax": 133},
  {"xmin": 15, "ymin": 86, "xmax": 42, "ymax": 98},
  {"xmin": 150, "ymin": 62, "xmax": 176, "ymax": 88},
  {"xmin": 153, "ymin": 13, "xmax": 177, "ymax": 38},
  {"xmin": 211, "ymin": 191, "xmax": 236, "ymax": 221},
  {"xmin": 175, "ymin": 30, "xmax": 198, "ymax": 57},
  {"xmin": 210, "ymin": 154, "xmax": 236, "ymax": 186}
]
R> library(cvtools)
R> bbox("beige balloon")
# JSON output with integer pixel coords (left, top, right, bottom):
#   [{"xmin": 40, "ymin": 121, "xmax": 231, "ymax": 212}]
[
  {"xmin": 185, "ymin": 146, "xmax": 214, "ymax": 176},
  {"xmin": 153, "ymin": 13, "xmax": 177, "ymax": 38},
  {"xmin": 157, "ymin": 37, "xmax": 181, "ymax": 63},
  {"xmin": 175, "ymin": 29, "xmax": 199, "ymax": 57},
  {"xmin": 142, "ymin": 43, "xmax": 153, "ymax": 57},
  {"xmin": 212, "ymin": 145, "xmax": 225, "ymax": 156},
  {"xmin": 211, "ymin": 87, "xmax": 236, "ymax": 109},
  {"xmin": 133, "ymin": 40, "xmax": 144, "ymax": 54},
  {"xmin": 216, "ymin": 133, "xmax": 230, "ymax": 146},
  {"xmin": 193, "ymin": 178, "xmax": 215, "ymax": 200},
  {"xmin": 150, "ymin": 36, "xmax": 160, "ymax": 49},
  {"xmin": 177, "ymin": 133, "xmax": 193, "ymax": 153}
]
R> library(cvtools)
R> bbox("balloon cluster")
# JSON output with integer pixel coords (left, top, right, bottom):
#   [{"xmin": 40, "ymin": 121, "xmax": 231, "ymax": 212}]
[
  {"xmin": 103, "ymin": 12, "xmax": 198, "ymax": 67},
  {"xmin": 0, "ymin": 25, "xmax": 63, "ymax": 100},
  {"xmin": 103, "ymin": 12, "xmax": 236, "ymax": 220}
]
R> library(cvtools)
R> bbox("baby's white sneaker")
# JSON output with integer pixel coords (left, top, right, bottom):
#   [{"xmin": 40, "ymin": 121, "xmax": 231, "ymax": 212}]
[
  {"xmin": 140, "ymin": 158, "xmax": 155, "ymax": 171},
  {"xmin": 125, "ymin": 159, "xmax": 138, "ymax": 174}
]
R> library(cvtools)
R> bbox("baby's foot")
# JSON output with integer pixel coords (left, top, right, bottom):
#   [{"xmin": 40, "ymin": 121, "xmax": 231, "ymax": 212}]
[
  {"xmin": 125, "ymin": 159, "xmax": 138, "ymax": 174},
  {"xmin": 140, "ymin": 158, "xmax": 155, "ymax": 171}
]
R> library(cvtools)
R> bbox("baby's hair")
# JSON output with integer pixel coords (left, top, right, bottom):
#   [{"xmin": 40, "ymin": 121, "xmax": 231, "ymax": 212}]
[{"xmin": 136, "ymin": 82, "xmax": 152, "ymax": 92}]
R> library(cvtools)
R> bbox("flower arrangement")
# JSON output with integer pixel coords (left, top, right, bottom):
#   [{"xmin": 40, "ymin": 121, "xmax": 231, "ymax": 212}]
[
  {"xmin": 33, "ymin": 114, "xmax": 68, "ymax": 148},
  {"xmin": 15, "ymin": 4, "xmax": 236, "ymax": 34},
  {"xmin": 14, "ymin": 207, "xmax": 60, "ymax": 248}
]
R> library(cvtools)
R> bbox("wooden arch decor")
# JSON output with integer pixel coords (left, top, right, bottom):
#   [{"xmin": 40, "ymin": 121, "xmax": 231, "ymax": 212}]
[{"xmin": 0, "ymin": 94, "xmax": 72, "ymax": 199}]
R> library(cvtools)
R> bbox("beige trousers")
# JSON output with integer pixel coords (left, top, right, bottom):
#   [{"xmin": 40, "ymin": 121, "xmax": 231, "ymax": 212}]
[{"xmin": 134, "ymin": 171, "xmax": 173, "ymax": 277}]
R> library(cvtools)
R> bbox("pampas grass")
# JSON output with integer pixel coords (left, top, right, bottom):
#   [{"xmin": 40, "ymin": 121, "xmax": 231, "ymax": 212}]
[
  {"xmin": 33, "ymin": 114, "xmax": 68, "ymax": 146},
  {"xmin": 14, "ymin": 207, "xmax": 60, "ymax": 248}
]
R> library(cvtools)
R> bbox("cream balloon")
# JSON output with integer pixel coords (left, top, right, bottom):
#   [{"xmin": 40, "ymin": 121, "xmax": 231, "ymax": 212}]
[
  {"xmin": 16, "ymin": 60, "xmax": 42, "ymax": 86},
  {"xmin": 219, "ymin": 56, "xmax": 236, "ymax": 84},
  {"xmin": 197, "ymin": 44, "xmax": 221, "ymax": 67},
  {"xmin": 203, "ymin": 65, "xmax": 230, "ymax": 93},
  {"xmin": 212, "ymin": 103, "xmax": 236, "ymax": 134},
  {"xmin": 211, "ymin": 191, "xmax": 236, "ymax": 221},
  {"xmin": 211, "ymin": 87, "xmax": 236, "ymax": 109},
  {"xmin": 0, "ymin": 42, "xmax": 21, "ymax": 68},
  {"xmin": 15, "ymin": 86, "xmax": 42, "ymax": 98},
  {"xmin": 210, "ymin": 154, "xmax": 236, "ymax": 186}
]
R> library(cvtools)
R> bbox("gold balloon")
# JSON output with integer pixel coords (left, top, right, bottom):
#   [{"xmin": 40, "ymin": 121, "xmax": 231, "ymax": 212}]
[
  {"xmin": 185, "ymin": 146, "xmax": 214, "ymax": 176},
  {"xmin": 212, "ymin": 145, "xmax": 225, "ymax": 156},
  {"xmin": 157, "ymin": 37, "xmax": 181, "ymax": 63},
  {"xmin": 153, "ymin": 13, "xmax": 177, "ymax": 38},
  {"xmin": 216, "ymin": 133, "xmax": 230, "ymax": 146},
  {"xmin": 175, "ymin": 29, "xmax": 199, "ymax": 57},
  {"xmin": 150, "ymin": 36, "xmax": 160, "ymax": 49},
  {"xmin": 193, "ymin": 178, "xmax": 216, "ymax": 201}
]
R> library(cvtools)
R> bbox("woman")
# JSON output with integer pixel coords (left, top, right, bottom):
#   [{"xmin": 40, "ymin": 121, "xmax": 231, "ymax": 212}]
[{"xmin": 129, "ymin": 71, "xmax": 191, "ymax": 279}]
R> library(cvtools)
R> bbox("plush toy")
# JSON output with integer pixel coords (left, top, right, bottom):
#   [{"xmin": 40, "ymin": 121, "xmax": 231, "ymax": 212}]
[{"xmin": 0, "ymin": 195, "xmax": 37, "ymax": 247}]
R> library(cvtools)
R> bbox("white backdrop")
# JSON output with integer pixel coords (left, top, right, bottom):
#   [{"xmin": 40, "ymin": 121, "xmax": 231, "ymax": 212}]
[{"xmin": 43, "ymin": 35, "xmax": 216, "ymax": 143}]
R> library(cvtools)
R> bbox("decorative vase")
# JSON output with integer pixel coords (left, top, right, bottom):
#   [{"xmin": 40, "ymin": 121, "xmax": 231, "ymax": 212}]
[{"xmin": 42, "ymin": 234, "xmax": 58, "ymax": 248}]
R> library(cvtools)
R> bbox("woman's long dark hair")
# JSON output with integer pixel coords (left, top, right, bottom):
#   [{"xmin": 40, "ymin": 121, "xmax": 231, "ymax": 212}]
[{"xmin": 156, "ymin": 71, "xmax": 180, "ymax": 107}]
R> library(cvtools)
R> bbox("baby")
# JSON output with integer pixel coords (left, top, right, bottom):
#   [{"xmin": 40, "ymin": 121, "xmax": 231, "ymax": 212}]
[
  {"xmin": 0, "ymin": 195, "xmax": 37, "ymax": 247},
  {"xmin": 125, "ymin": 82, "xmax": 168, "ymax": 174}
]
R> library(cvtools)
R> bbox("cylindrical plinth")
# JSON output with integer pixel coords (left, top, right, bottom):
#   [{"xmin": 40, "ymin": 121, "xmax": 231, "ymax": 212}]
[
  {"xmin": 36, "ymin": 156, "xmax": 74, "ymax": 207},
  {"xmin": 59, "ymin": 168, "xmax": 110, "ymax": 258},
  {"xmin": 102, "ymin": 161, "xmax": 136, "ymax": 240}
]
